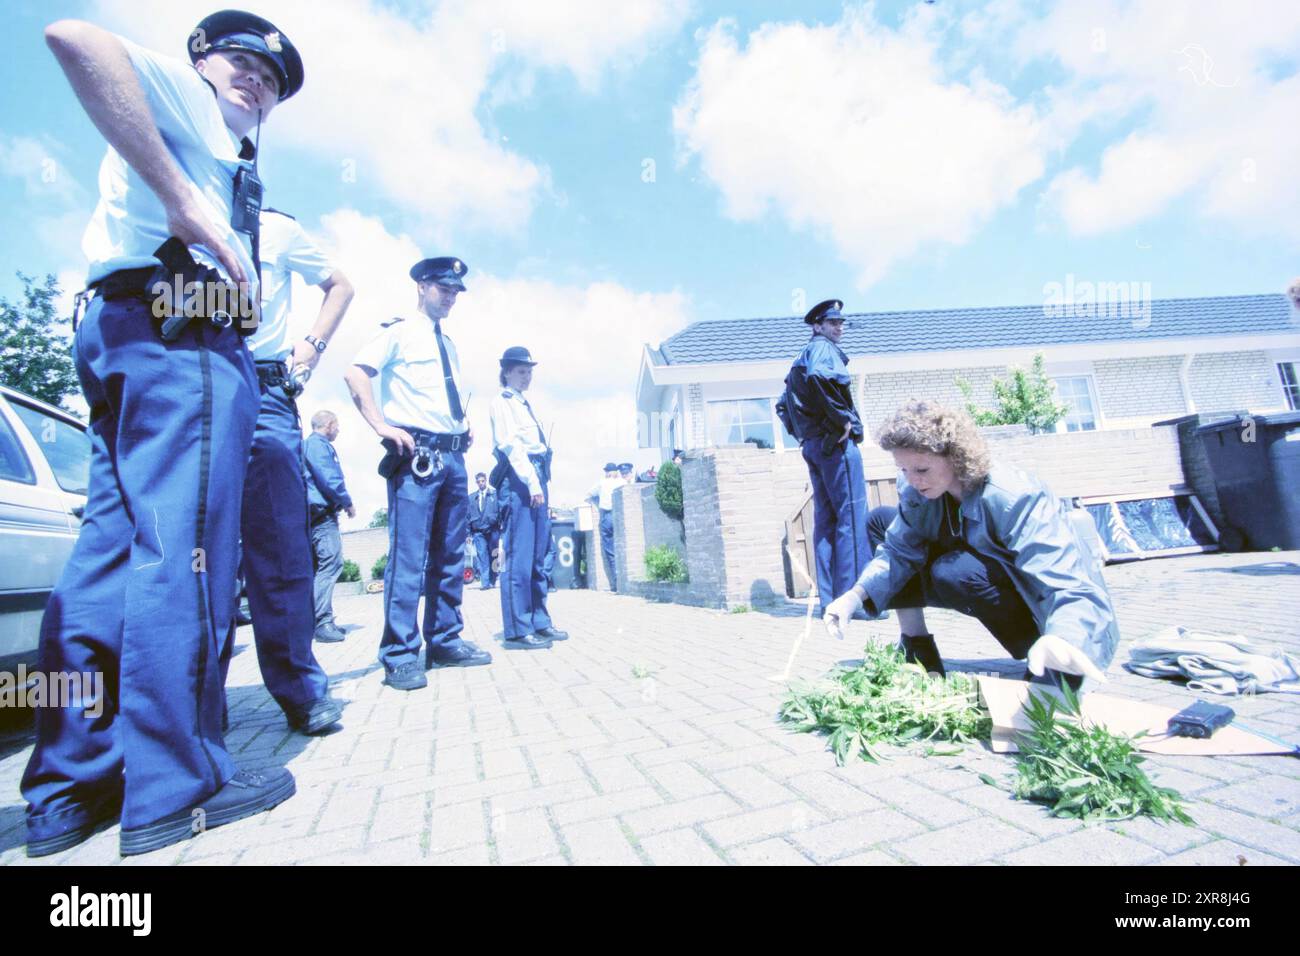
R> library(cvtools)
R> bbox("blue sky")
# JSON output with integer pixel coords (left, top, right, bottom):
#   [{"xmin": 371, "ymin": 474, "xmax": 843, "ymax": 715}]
[{"xmin": 3, "ymin": 0, "xmax": 1298, "ymax": 521}]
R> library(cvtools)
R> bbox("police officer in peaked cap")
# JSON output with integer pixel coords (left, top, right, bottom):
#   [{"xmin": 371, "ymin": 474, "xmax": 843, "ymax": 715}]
[
  {"xmin": 24, "ymin": 8, "xmax": 305, "ymax": 858},
  {"xmin": 776, "ymin": 299, "xmax": 868, "ymax": 616},
  {"xmin": 345, "ymin": 256, "xmax": 492, "ymax": 691},
  {"xmin": 490, "ymin": 347, "xmax": 568, "ymax": 649}
]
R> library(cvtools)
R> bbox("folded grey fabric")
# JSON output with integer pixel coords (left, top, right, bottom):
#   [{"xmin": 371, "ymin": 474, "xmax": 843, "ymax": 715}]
[{"xmin": 1125, "ymin": 625, "xmax": 1300, "ymax": 695}]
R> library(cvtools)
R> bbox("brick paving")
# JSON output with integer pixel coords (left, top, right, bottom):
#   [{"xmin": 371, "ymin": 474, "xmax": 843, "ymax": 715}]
[{"xmin": 1, "ymin": 550, "xmax": 1297, "ymax": 866}]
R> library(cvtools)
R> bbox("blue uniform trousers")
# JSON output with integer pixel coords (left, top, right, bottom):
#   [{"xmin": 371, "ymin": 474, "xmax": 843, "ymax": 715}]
[
  {"xmin": 599, "ymin": 509, "xmax": 617, "ymax": 591},
  {"xmin": 233, "ymin": 382, "xmax": 329, "ymax": 710},
  {"xmin": 310, "ymin": 512, "xmax": 344, "ymax": 627},
  {"xmin": 470, "ymin": 529, "xmax": 499, "ymax": 588},
  {"xmin": 22, "ymin": 295, "xmax": 253, "ymax": 835},
  {"xmin": 801, "ymin": 438, "xmax": 868, "ymax": 610},
  {"xmin": 379, "ymin": 450, "xmax": 468, "ymax": 671},
  {"xmin": 498, "ymin": 471, "xmax": 553, "ymax": 639}
]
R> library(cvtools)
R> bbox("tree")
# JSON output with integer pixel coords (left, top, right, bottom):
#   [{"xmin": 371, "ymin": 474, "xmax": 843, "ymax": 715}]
[
  {"xmin": 0, "ymin": 273, "xmax": 79, "ymax": 408},
  {"xmin": 655, "ymin": 460, "xmax": 683, "ymax": 521},
  {"xmin": 368, "ymin": 508, "xmax": 388, "ymax": 528},
  {"xmin": 956, "ymin": 353, "xmax": 1069, "ymax": 435}
]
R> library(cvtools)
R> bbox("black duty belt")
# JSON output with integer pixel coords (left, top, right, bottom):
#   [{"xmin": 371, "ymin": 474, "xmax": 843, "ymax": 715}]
[
  {"xmin": 406, "ymin": 428, "xmax": 468, "ymax": 452},
  {"xmin": 256, "ymin": 360, "xmax": 305, "ymax": 398}
]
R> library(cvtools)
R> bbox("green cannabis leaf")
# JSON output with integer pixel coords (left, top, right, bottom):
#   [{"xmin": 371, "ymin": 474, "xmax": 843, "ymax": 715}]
[
  {"xmin": 1001, "ymin": 684, "xmax": 1195, "ymax": 825},
  {"xmin": 778, "ymin": 642, "xmax": 991, "ymax": 765}
]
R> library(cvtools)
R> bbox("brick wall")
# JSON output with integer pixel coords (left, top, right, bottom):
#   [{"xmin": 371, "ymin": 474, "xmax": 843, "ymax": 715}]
[
  {"xmin": 687, "ymin": 384, "xmax": 706, "ymax": 447},
  {"xmin": 340, "ymin": 526, "xmax": 390, "ymax": 581},
  {"xmin": 1092, "ymin": 355, "xmax": 1187, "ymax": 421},
  {"xmin": 1188, "ymin": 351, "xmax": 1285, "ymax": 413},
  {"xmin": 611, "ymin": 424, "xmax": 1190, "ymax": 610}
]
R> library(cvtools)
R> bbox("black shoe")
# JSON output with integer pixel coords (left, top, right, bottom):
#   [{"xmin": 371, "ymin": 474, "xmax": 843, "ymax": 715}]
[
  {"xmin": 26, "ymin": 792, "xmax": 123, "ymax": 858},
  {"xmin": 502, "ymin": 634, "xmax": 552, "ymax": 650},
  {"xmin": 899, "ymin": 633, "xmax": 946, "ymax": 678},
  {"xmin": 384, "ymin": 661, "xmax": 428, "ymax": 691},
  {"xmin": 286, "ymin": 696, "xmax": 343, "ymax": 735},
  {"xmin": 119, "ymin": 767, "xmax": 295, "ymax": 857},
  {"xmin": 314, "ymin": 622, "xmax": 346, "ymax": 643},
  {"xmin": 534, "ymin": 626, "xmax": 568, "ymax": 642},
  {"xmin": 426, "ymin": 642, "xmax": 493, "ymax": 669}
]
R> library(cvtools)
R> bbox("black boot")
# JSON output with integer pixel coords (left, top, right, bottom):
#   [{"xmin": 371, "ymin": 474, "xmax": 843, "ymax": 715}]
[{"xmin": 899, "ymin": 633, "xmax": 945, "ymax": 678}]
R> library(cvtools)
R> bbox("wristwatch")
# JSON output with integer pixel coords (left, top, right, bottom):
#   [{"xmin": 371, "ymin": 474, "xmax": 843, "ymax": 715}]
[{"xmin": 305, "ymin": 334, "xmax": 327, "ymax": 353}]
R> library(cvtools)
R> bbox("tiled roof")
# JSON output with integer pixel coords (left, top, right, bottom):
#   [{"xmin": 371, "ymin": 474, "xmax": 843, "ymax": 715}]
[{"xmin": 656, "ymin": 294, "xmax": 1298, "ymax": 365}]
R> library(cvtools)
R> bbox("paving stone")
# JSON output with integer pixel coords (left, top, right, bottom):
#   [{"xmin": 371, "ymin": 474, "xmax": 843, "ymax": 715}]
[
  {"xmin": 640, "ymin": 761, "xmax": 720, "ymax": 801},
  {"xmin": 729, "ymin": 838, "xmax": 815, "ymax": 866},
  {"xmin": 949, "ymin": 781, "xmax": 1086, "ymax": 839},
  {"xmin": 830, "ymin": 850, "xmax": 903, "ymax": 865},
  {"xmin": 998, "ymin": 828, "xmax": 1164, "ymax": 866},
  {"xmin": 561, "ymin": 819, "xmax": 642, "ymax": 865},
  {"xmin": 1199, "ymin": 777, "xmax": 1300, "ymax": 818},
  {"xmin": 893, "ymin": 818, "xmax": 1037, "ymax": 865},
  {"xmin": 713, "ymin": 767, "xmax": 796, "ymax": 808},
  {"xmin": 1110, "ymin": 816, "xmax": 1213, "ymax": 855},
  {"xmin": 240, "ymin": 827, "xmax": 367, "ymax": 865},
  {"xmin": 1182, "ymin": 802, "xmax": 1300, "ymax": 863},
  {"xmin": 368, "ymin": 793, "xmax": 429, "ymax": 844},
  {"xmin": 481, "ymin": 746, "xmax": 529, "ymax": 780},
  {"xmin": 428, "ymin": 800, "xmax": 488, "ymax": 853},
  {"xmin": 701, "ymin": 802, "xmax": 827, "ymax": 847},
  {"xmin": 1156, "ymin": 840, "xmax": 1290, "ymax": 867},
  {"xmin": 787, "ymin": 772, "xmax": 886, "ymax": 816},
  {"xmin": 551, "ymin": 787, "xmax": 664, "ymax": 826},
  {"xmin": 623, "ymin": 794, "xmax": 745, "ymax": 838},
  {"xmin": 640, "ymin": 829, "xmax": 726, "ymax": 866},
  {"xmin": 857, "ymin": 776, "xmax": 977, "ymax": 827},
  {"xmin": 493, "ymin": 808, "xmax": 559, "ymax": 865},
  {"xmin": 789, "ymin": 810, "xmax": 928, "ymax": 863},
  {"xmin": 583, "ymin": 755, "xmax": 651, "ymax": 793}
]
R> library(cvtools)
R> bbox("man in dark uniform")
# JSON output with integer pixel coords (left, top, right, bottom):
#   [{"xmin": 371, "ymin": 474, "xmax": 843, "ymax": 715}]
[
  {"xmin": 344, "ymin": 256, "xmax": 493, "ymax": 691},
  {"xmin": 586, "ymin": 462, "xmax": 622, "ymax": 591},
  {"xmin": 24, "ymin": 9, "xmax": 302, "ymax": 858},
  {"xmin": 304, "ymin": 410, "xmax": 355, "ymax": 642},
  {"xmin": 468, "ymin": 472, "xmax": 500, "ymax": 589},
  {"xmin": 777, "ymin": 299, "xmax": 867, "ymax": 615}
]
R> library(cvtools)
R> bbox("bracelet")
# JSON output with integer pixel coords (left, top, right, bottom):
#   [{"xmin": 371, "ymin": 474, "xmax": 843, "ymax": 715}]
[{"xmin": 305, "ymin": 334, "xmax": 327, "ymax": 353}]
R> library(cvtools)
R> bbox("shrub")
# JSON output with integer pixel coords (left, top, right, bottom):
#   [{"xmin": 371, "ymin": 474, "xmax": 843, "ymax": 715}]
[
  {"xmin": 956, "ymin": 353, "xmax": 1069, "ymax": 434},
  {"xmin": 655, "ymin": 461, "xmax": 683, "ymax": 521},
  {"xmin": 644, "ymin": 544, "xmax": 687, "ymax": 583},
  {"xmin": 371, "ymin": 553, "xmax": 389, "ymax": 580},
  {"xmin": 337, "ymin": 559, "xmax": 361, "ymax": 583}
]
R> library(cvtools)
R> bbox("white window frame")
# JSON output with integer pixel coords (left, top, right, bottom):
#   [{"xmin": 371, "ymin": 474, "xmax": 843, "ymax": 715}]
[
  {"xmin": 704, "ymin": 395, "xmax": 790, "ymax": 452},
  {"xmin": 1278, "ymin": 361, "xmax": 1300, "ymax": 411},
  {"xmin": 1050, "ymin": 373, "xmax": 1102, "ymax": 433}
]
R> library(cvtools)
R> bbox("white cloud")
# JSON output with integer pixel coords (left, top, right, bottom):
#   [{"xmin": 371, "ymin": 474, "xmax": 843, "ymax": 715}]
[
  {"xmin": 1018, "ymin": 0, "xmax": 1300, "ymax": 239},
  {"xmin": 672, "ymin": 6, "xmax": 1047, "ymax": 287},
  {"xmin": 90, "ymin": 0, "xmax": 691, "ymax": 237},
  {"xmin": 292, "ymin": 210, "xmax": 689, "ymax": 529}
]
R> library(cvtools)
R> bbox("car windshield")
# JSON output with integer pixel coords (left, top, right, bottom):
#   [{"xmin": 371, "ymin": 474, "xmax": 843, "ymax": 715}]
[{"xmin": 9, "ymin": 401, "xmax": 90, "ymax": 495}]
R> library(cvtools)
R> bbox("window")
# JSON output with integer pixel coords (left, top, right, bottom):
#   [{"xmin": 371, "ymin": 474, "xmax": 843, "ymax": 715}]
[
  {"xmin": 1052, "ymin": 376, "xmax": 1098, "ymax": 432},
  {"xmin": 9, "ymin": 403, "xmax": 91, "ymax": 494},
  {"xmin": 0, "ymin": 410, "xmax": 35, "ymax": 484},
  {"xmin": 1280, "ymin": 362, "xmax": 1300, "ymax": 410},
  {"xmin": 706, "ymin": 398, "xmax": 776, "ymax": 449}
]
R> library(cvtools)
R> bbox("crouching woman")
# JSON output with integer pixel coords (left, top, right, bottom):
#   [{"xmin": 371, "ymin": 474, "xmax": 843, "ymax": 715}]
[{"xmin": 823, "ymin": 400, "xmax": 1116, "ymax": 688}]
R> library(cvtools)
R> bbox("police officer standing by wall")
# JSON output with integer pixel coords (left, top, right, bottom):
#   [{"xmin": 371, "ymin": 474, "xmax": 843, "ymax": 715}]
[
  {"xmin": 468, "ymin": 472, "xmax": 500, "ymax": 589},
  {"xmin": 586, "ymin": 463, "xmax": 622, "ymax": 591},
  {"xmin": 304, "ymin": 410, "xmax": 355, "ymax": 641},
  {"xmin": 234, "ymin": 204, "xmax": 353, "ymax": 732},
  {"xmin": 490, "ymin": 348, "xmax": 568, "ymax": 648},
  {"xmin": 23, "ymin": 10, "xmax": 302, "ymax": 857},
  {"xmin": 777, "ymin": 299, "xmax": 868, "ymax": 615},
  {"xmin": 344, "ymin": 256, "xmax": 491, "ymax": 691}
]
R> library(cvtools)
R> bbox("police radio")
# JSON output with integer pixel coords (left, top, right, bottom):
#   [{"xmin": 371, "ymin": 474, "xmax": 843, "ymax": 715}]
[{"xmin": 231, "ymin": 163, "xmax": 263, "ymax": 236}]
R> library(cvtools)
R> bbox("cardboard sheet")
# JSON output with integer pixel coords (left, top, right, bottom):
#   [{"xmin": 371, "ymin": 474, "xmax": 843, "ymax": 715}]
[{"xmin": 976, "ymin": 676, "xmax": 1299, "ymax": 756}]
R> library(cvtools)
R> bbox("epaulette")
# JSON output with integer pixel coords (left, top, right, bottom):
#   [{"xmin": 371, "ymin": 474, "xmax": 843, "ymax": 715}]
[
  {"xmin": 501, "ymin": 390, "xmax": 512, "ymax": 398},
  {"xmin": 381, "ymin": 317, "xmax": 405, "ymax": 328},
  {"xmin": 263, "ymin": 207, "xmax": 296, "ymax": 221}
]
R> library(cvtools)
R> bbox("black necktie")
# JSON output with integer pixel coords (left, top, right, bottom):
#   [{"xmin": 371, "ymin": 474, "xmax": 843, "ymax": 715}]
[
  {"xmin": 522, "ymin": 397, "xmax": 546, "ymax": 446},
  {"xmin": 433, "ymin": 320, "xmax": 464, "ymax": 421}
]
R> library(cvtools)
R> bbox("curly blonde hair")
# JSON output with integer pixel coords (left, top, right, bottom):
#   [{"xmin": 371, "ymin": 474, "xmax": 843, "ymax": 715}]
[{"xmin": 874, "ymin": 400, "xmax": 991, "ymax": 493}]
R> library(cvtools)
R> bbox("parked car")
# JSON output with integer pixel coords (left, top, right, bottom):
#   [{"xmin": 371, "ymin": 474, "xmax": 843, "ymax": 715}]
[{"xmin": 0, "ymin": 385, "xmax": 90, "ymax": 671}]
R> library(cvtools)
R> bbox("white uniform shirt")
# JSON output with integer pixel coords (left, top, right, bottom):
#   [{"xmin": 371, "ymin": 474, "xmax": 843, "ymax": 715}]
[
  {"xmin": 490, "ymin": 387, "xmax": 548, "ymax": 497},
  {"xmin": 248, "ymin": 210, "xmax": 335, "ymax": 361},
  {"xmin": 82, "ymin": 37, "xmax": 258, "ymax": 289},
  {"xmin": 351, "ymin": 318, "xmax": 467, "ymax": 435},
  {"xmin": 587, "ymin": 476, "xmax": 623, "ymax": 511}
]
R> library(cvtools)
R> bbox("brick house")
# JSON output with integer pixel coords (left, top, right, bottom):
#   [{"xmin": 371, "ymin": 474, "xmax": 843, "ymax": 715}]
[{"xmin": 634, "ymin": 293, "xmax": 1300, "ymax": 458}]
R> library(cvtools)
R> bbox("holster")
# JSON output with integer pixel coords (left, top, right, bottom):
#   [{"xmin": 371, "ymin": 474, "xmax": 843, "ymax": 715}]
[{"xmin": 148, "ymin": 237, "xmax": 259, "ymax": 342}]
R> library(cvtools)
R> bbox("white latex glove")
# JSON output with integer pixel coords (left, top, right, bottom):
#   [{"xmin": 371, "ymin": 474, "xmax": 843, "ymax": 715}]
[
  {"xmin": 822, "ymin": 588, "xmax": 864, "ymax": 641},
  {"xmin": 1026, "ymin": 634, "xmax": 1107, "ymax": 682}
]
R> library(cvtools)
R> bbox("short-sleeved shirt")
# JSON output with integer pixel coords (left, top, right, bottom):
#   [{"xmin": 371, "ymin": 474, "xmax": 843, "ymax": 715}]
[
  {"xmin": 248, "ymin": 210, "xmax": 335, "ymax": 361},
  {"xmin": 82, "ymin": 37, "xmax": 259, "ymax": 289},
  {"xmin": 351, "ymin": 318, "xmax": 467, "ymax": 435},
  {"xmin": 490, "ymin": 387, "xmax": 548, "ymax": 496}
]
